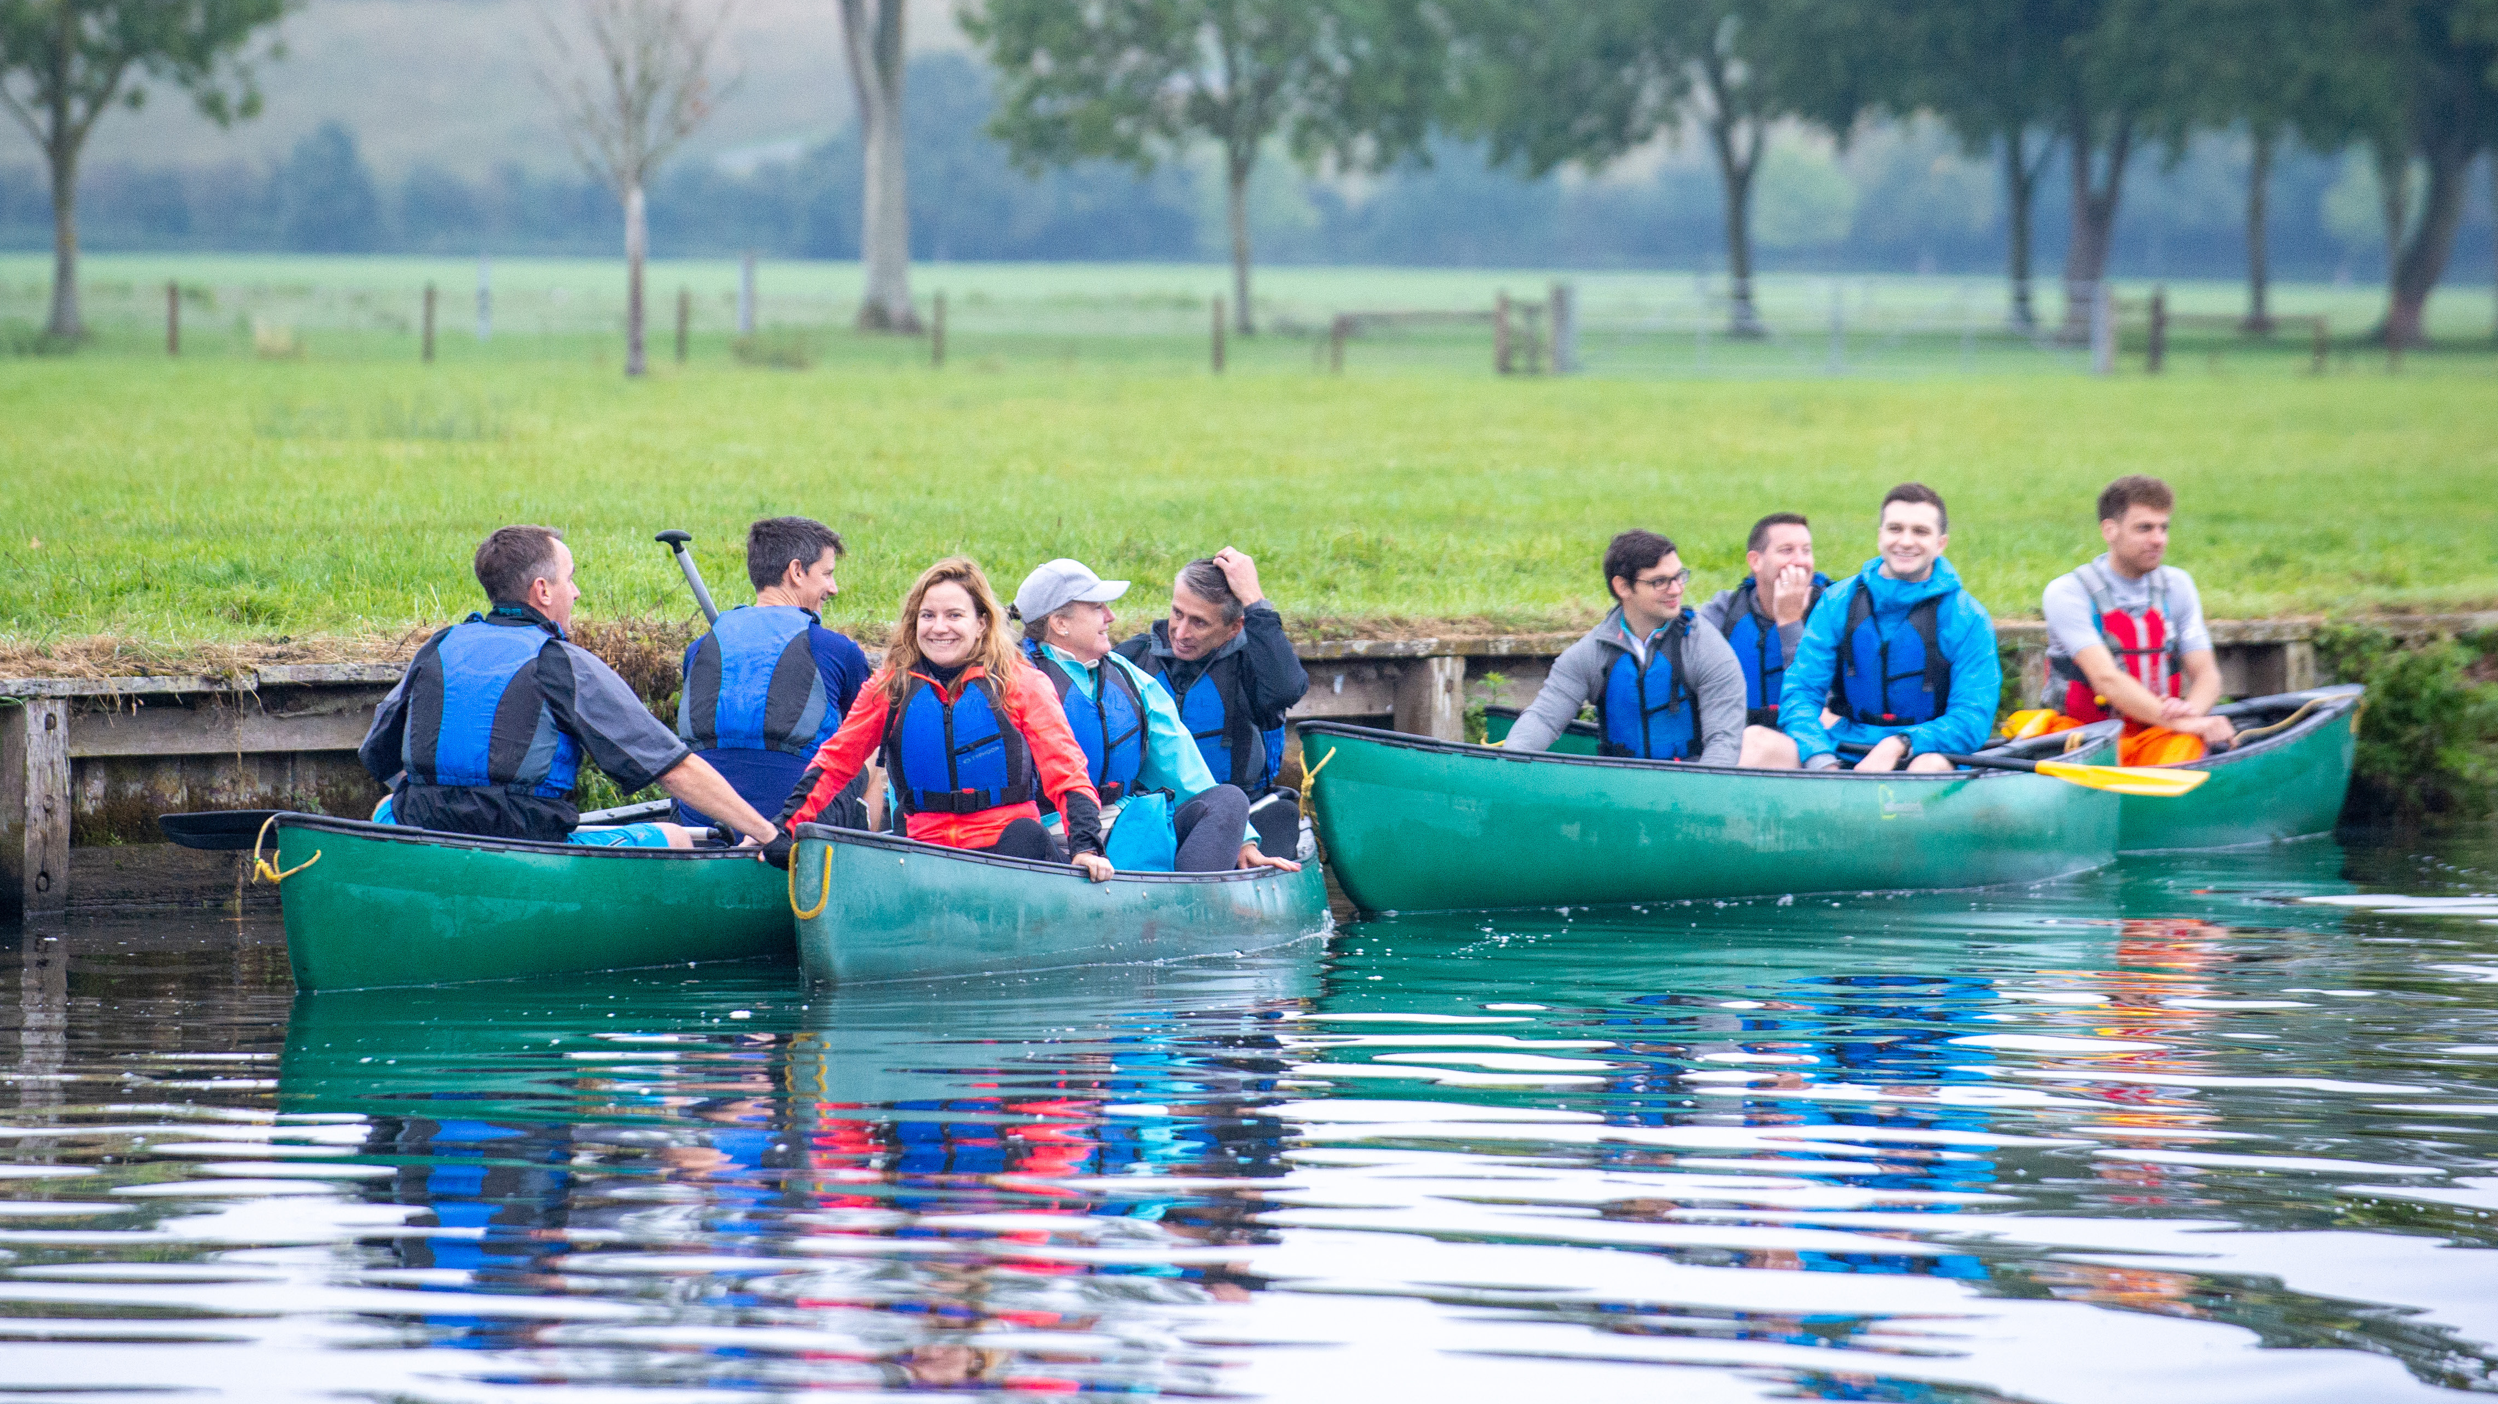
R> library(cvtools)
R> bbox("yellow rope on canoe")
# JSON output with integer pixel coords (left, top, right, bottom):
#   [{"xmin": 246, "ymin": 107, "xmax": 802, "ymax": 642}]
[
  {"xmin": 249, "ymin": 813, "xmax": 321, "ymax": 884},
  {"xmin": 789, "ymin": 848, "xmax": 831, "ymax": 919},
  {"xmin": 1298, "ymin": 746, "xmax": 1339, "ymax": 818}
]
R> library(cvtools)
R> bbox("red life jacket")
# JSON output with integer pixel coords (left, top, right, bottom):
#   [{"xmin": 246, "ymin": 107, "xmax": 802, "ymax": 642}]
[{"xmin": 2045, "ymin": 561, "xmax": 2185, "ymax": 723}]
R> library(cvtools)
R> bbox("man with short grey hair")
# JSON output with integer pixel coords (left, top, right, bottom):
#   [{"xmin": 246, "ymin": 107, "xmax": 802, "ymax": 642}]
[{"xmin": 1116, "ymin": 547, "xmax": 1308, "ymax": 854}]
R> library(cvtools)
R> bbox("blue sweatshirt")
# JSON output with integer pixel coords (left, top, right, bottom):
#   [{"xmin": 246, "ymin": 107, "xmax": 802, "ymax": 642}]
[{"xmin": 1778, "ymin": 555, "xmax": 2000, "ymax": 763}]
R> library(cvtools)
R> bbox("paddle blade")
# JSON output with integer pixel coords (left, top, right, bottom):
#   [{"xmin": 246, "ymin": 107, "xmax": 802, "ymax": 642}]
[{"xmin": 2033, "ymin": 760, "xmax": 2209, "ymax": 798}]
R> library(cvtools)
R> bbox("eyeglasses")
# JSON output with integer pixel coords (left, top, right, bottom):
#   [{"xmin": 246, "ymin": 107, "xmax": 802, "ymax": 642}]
[{"xmin": 1633, "ymin": 568, "xmax": 1691, "ymax": 592}]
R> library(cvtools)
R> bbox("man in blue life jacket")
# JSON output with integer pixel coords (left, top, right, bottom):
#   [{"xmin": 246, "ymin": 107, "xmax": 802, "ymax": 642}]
[
  {"xmin": 1014, "ymin": 558, "xmax": 1301, "ymax": 874},
  {"xmin": 1695, "ymin": 511, "xmax": 1834, "ymax": 766},
  {"xmin": 1504, "ymin": 529, "xmax": 1746, "ymax": 765},
  {"xmin": 1115, "ymin": 549, "xmax": 1309, "ymax": 856},
  {"xmin": 357, "ymin": 525, "xmax": 780, "ymax": 849},
  {"xmin": 1753, "ymin": 483, "xmax": 2002, "ymax": 773},
  {"xmin": 674, "ymin": 516, "xmax": 874, "ymax": 830}
]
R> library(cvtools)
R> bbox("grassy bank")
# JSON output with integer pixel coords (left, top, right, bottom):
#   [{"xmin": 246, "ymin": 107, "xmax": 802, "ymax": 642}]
[{"xmin": 7, "ymin": 348, "xmax": 2496, "ymax": 651}]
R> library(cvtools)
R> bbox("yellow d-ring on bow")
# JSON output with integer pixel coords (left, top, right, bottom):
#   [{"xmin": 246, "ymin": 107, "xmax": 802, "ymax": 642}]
[
  {"xmin": 789, "ymin": 846, "xmax": 831, "ymax": 919},
  {"xmin": 250, "ymin": 813, "xmax": 321, "ymax": 884}
]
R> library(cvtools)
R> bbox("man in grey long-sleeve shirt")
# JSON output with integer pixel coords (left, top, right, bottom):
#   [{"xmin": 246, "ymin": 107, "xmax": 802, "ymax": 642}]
[{"xmin": 1504, "ymin": 530, "xmax": 1747, "ymax": 766}]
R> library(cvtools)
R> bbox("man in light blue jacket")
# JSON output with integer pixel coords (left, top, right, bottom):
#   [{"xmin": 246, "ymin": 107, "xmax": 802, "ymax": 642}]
[
  {"xmin": 1013, "ymin": 559, "xmax": 1302, "ymax": 874},
  {"xmin": 1753, "ymin": 483, "xmax": 2001, "ymax": 773}
]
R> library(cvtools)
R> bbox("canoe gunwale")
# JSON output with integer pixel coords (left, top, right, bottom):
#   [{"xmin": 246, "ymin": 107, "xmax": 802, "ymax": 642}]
[
  {"xmin": 793, "ymin": 823, "xmax": 1312, "ymax": 889},
  {"xmin": 1296, "ymin": 719, "xmax": 2121, "ymax": 783},
  {"xmin": 2177, "ymin": 685, "xmax": 2364, "ymax": 773},
  {"xmin": 273, "ymin": 812, "xmax": 760, "ymax": 864}
]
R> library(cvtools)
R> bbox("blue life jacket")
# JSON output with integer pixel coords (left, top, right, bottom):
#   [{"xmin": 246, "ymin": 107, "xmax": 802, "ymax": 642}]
[
  {"xmin": 1720, "ymin": 573, "xmax": 1829, "ymax": 727},
  {"xmin": 678, "ymin": 605, "xmax": 835, "ymax": 756},
  {"xmin": 1022, "ymin": 641, "xmax": 1145, "ymax": 803},
  {"xmin": 1831, "ymin": 586, "xmax": 1952, "ymax": 727},
  {"xmin": 1597, "ymin": 611, "xmax": 1699, "ymax": 761},
  {"xmin": 1130, "ymin": 649, "xmax": 1281, "ymax": 795},
  {"xmin": 880, "ymin": 671, "xmax": 1038, "ymax": 816},
  {"xmin": 400, "ymin": 613, "xmax": 582, "ymax": 798}
]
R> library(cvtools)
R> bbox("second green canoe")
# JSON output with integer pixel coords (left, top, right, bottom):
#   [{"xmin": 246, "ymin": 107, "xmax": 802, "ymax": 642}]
[
  {"xmin": 1301, "ymin": 720, "xmax": 2123, "ymax": 914},
  {"xmin": 791, "ymin": 823, "xmax": 1331, "ymax": 984},
  {"xmin": 2118, "ymin": 685, "xmax": 2362, "ymax": 852},
  {"xmin": 270, "ymin": 813, "xmax": 793, "ymax": 991}
]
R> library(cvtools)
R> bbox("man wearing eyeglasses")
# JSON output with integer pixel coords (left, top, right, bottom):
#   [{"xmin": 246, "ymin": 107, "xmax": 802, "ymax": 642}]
[{"xmin": 1502, "ymin": 529, "xmax": 1746, "ymax": 763}]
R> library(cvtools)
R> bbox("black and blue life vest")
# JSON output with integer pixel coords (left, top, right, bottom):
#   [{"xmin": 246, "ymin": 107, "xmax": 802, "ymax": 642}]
[
  {"xmin": 1596, "ymin": 611, "xmax": 1699, "ymax": 761},
  {"xmin": 1127, "ymin": 646, "xmax": 1281, "ymax": 795},
  {"xmin": 880, "ymin": 670, "xmax": 1038, "ymax": 816},
  {"xmin": 1022, "ymin": 641, "xmax": 1145, "ymax": 803},
  {"xmin": 677, "ymin": 605, "xmax": 836, "ymax": 757},
  {"xmin": 399, "ymin": 612, "xmax": 583, "ymax": 798},
  {"xmin": 1720, "ymin": 573, "xmax": 1829, "ymax": 727},
  {"xmin": 1831, "ymin": 585, "xmax": 1952, "ymax": 727}
]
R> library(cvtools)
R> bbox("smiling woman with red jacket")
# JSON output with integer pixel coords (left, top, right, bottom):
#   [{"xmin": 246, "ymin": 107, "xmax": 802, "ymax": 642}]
[{"xmin": 767, "ymin": 557, "xmax": 1111, "ymax": 881}]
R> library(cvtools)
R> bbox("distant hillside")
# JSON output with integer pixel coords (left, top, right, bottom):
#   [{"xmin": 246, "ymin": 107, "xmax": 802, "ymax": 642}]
[{"xmin": 65, "ymin": 0, "xmax": 963, "ymax": 179}]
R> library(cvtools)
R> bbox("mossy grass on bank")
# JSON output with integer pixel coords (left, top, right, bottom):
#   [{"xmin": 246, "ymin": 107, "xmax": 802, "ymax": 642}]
[{"xmin": 5, "ymin": 355, "xmax": 2495, "ymax": 647}]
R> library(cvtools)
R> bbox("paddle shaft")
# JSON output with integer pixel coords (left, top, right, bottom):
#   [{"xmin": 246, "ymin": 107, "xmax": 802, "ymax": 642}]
[{"xmin": 654, "ymin": 529, "xmax": 720, "ymax": 623}]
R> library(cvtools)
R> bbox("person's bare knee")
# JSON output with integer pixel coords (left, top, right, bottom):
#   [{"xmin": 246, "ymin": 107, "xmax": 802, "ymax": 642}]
[
  {"xmin": 1906, "ymin": 752, "xmax": 1955, "ymax": 774},
  {"xmin": 1741, "ymin": 726, "xmax": 1799, "ymax": 769},
  {"xmin": 658, "ymin": 823, "xmax": 697, "ymax": 849}
]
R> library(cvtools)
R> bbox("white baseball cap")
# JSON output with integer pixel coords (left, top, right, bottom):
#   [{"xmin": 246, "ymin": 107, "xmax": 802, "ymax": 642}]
[{"xmin": 1013, "ymin": 558, "xmax": 1129, "ymax": 622}]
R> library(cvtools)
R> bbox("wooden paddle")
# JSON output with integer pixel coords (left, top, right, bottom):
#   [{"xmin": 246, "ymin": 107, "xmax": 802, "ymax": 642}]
[{"xmin": 158, "ymin": 798, "xmax": 678, "ymax": 850}]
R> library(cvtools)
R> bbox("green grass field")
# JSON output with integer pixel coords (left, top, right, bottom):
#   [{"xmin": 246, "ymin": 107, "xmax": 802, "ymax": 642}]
[{"xmin": 6, "ymin": 341, "xmax": 2495, "ymax": 654}]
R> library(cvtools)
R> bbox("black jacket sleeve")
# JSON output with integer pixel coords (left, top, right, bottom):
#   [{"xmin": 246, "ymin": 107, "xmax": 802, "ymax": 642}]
[
  {"xmin": 357, "ymin": 671, "xmax": 414, "ymax": 789},
  {"xmin": 1058, "ymin": 787, "xmax": 1105, "ymax": 858},
  {"xmin": 1236, "ymin": 602, "xmax": 1309, "ymax": 726}
]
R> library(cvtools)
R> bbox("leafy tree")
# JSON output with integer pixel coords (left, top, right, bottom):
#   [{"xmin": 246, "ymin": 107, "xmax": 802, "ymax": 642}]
[
  {"xmin": 277, "ymin": 119, "xmax": 379, "ymax": 252},
  {"xmin": 0, "ymin": 0, "xmax": 287, "ymax": 339},
  {"xmin": 1447, "ymin": 0, "xmax": 1882, "ymax": 337},
  {"xmin": 965, "ymin": 0, "xmax": 1444, "ymax": 334}
]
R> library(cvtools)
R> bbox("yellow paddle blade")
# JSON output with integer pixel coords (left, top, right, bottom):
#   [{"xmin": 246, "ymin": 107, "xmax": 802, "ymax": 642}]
[{"xmin": 2033, "ymin": 759, "xmax": 2210, "ymax": 798}]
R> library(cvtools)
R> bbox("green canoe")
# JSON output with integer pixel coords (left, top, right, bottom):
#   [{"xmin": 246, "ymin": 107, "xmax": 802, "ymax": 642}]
[
  {"xmin": 1481, "ymin": 705, "xmax": 1598, "ymax": 753},
  {"xmin": 1300, "ymin": 720, "xmax": 2123, "ymax": 914},
  {"xmin": 791, "ymin": 822, "xmax": 1331, "ymax": 984},
  {"xmin": 2118, "ymin": 685, "xmax": 2362, "ymax": 852},
  {"xmin": 268, "ymin": 813, "xmax": 793, "ymax": 992}
]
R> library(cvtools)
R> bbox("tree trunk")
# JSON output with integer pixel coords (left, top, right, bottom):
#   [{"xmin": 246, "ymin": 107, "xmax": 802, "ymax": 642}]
[
  {"xmin": 2243, "ymin": 127, "xmax": 2275, "ymax": 335},
  {"xmin": 2382, "ymin": 140, "xmax": 2476, "ymax": 349},
  {"xmin": 44, "ymin": 134, "xmax": 81, "ymax": 340},
  {"xmin": 1226, "ymin": 148, "xmax": 1254, "ymax": 335},
  {"xmin": 2373, "ymin": 138, "xmax": 2409, "ymax": 301},
  {"xmin": 845, "ymin": 0, "xmax": 919, "ymax": 333},
  {"xmin": 2003, "ymin": 132, "xmax": 2040, "ymax": 333},
  {"xmin": 624, "ymin": 182, "xmax": 647, "ymax": 377},
  {"xmin": 1709, "ymin": 114, "xmax": 1765, "ymax": 339},
  {"xmin": 2059, "ymin": 107, "xmax": 2133, "ymax": 345}
]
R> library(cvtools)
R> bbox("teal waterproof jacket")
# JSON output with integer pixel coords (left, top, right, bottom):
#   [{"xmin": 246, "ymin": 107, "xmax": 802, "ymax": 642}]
[
  {"xmin": 1778, "ymin": 555, "xmax": 2001, "ymax": 764},
  {"xmin": 1028, "ymin": 641, "xmax": 1248, "ymax": 843}
]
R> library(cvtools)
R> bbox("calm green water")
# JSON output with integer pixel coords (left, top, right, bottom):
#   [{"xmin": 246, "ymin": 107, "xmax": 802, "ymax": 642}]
[{"xmin": 6, "ymin": 830, "xmax": 2498, "ymax": 1402}]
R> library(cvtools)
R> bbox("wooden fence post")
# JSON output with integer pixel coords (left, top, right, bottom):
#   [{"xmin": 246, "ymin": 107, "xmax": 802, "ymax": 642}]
[
  {"xmin": 1328, "ymin": 315, "xmax": 1348, "ymax": 374},
  {"xmin": 1494, "ymin": 293, "xmax": 1512, "ymax": 375},
  {"xmin": 1392, "ymin": 656, "xmax": 1466, "ymax": 741},
  {"xmin": 738, "ymin": 253, "xmax": 757, "ymax": 337},
  {"xmin": 422, "ymin": 283, "xmax": 437, "ymax": 363},
  {"xmin": 2146, "ymin": 286, "xmax": 2166, "ymax": 374},
  {"xmin": 1211, "ymin": 298, "xmax": 1225, "ymax": 373},
  {"xmin": 675, "ymin": 287, "xmax": 690, "ymax": 363},
  {"xmin": 165, "ymin": 280, "xmax": 179, "ymax": 356},
  {"xmin": 932, "ymin": 291, "xmax": 946, "ymax": 368},
  {"xmin": 1549, "ymin": 281, "xmax": 1576, "ymax": 374},
  {"xmin": 1, "ymin": 699, "xmax": 70, "ymax": 921},
  {"xmin": 2310, "ymin": 317, "xmax": 2328, "ymax": 374}
]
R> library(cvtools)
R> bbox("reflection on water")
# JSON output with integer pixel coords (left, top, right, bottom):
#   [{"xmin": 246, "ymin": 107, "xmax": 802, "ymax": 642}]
[{"xmin": 5, "ymin": 830, "xmax": 2498, "ymax": 1400}]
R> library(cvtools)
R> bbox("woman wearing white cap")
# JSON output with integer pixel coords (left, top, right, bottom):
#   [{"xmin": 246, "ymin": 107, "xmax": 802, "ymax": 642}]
[{"xmin": 1013, "ymin": 558, "xmax": 1302, "ymax": 875}]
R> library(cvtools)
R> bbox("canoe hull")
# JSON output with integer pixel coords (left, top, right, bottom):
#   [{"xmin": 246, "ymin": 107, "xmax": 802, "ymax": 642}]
[
  {"xmin": 2117, "ymin": 686, "xmax": 2362, "ymax": 852},
  {"xmin": 274, "ymin": 815, "xmax": 793, "ymax": 991},
  {"xmin": 792, "ymin": 824, "xmax": 1331, "ymax": 984},
  {"xmin": 1302, "ymin": 722, "xmax": 2122, "ymax": 913}
]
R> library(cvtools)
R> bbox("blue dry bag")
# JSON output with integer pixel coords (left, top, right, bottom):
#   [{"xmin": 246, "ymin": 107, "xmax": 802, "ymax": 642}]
[{"xmin": 1102, "ymin": 791, "xmax": 1178, "ymax": 872}]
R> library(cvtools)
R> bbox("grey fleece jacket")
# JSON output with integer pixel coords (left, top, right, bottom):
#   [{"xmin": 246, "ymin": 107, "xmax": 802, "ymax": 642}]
[{"xmin": 1505, "ymin": 607, "xmax": 1746, "ymax": 765}]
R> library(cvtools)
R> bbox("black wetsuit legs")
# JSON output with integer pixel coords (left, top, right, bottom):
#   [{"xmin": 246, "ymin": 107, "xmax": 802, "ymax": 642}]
[
  {"xmin": 1172, "ymin": 784, "xmax": 1251, "ymax": 871},
  {"xmin": 980, "ymin": 817, "xmax": 1063, "ymax": 863}
]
